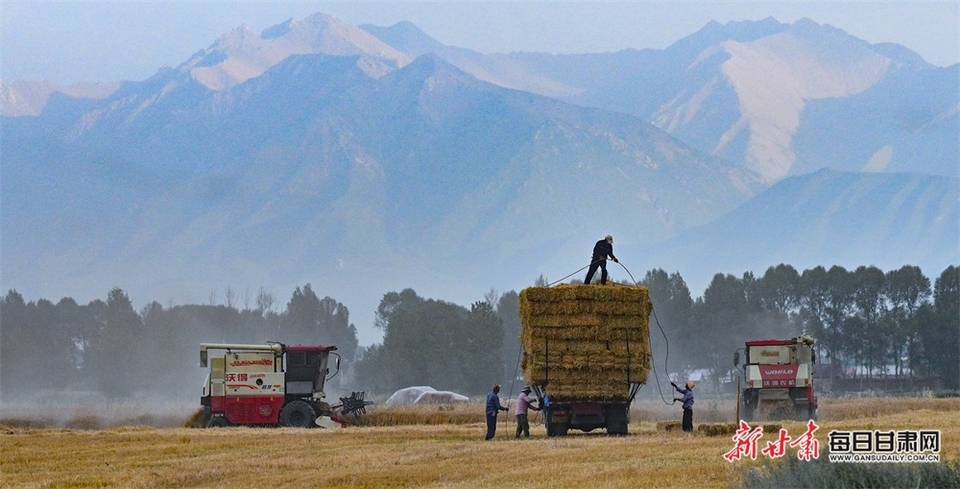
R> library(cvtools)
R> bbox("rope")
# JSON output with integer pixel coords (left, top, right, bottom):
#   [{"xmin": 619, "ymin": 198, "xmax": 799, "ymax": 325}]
[
  {"xmin": 506, "ymin": 344, "xmax": 522, "ymax": 406},
  {"xmin": 614, "ymin": 261, "xmax": 674, "ymax": 406},
  {"xmin": 649, "ymin": 306, "xmax": 675, "ymax": 405},
  {"xmin": 547, "ymin": 256, "xmax": 625, "ymax": 287}
]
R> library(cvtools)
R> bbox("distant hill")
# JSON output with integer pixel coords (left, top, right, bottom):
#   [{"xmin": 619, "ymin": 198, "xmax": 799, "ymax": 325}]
[
  {"xmin": 631, "ymin": 168, "xmax": 958, "ymax": 292},
  {"xmin": 362, "ymin": 17, "xmax": 958, "ymax": 182},
  {"xmin": 1, "ymin": 48, "xmax": 756, "ymax": 344},
  {"xmin": 0, "ymin": 80, "xmax": 119, "ymax": 116},
  {"xmin": 1, "ymin": 13, "xmax": 956, "ymax": 345}
]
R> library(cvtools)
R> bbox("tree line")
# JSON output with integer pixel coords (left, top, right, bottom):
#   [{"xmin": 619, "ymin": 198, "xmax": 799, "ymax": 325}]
[
  {"xmin": 643, "ymin": 264, "xmax": 958, "ymax": 391},
  {"xmin": 0, "ymin": 284, "xmax": 358, "ymax": 401},
  {"xmin": 1, "ymin": 264, "xmax": 956, "ymax": 402}
]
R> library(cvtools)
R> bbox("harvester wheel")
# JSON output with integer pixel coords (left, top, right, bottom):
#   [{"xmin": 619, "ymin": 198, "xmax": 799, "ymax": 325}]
[
  {"xmin": 741, "ymin": 399, "xmax": 756, "ymax": 422},
  {"xmin": 206, "ymin": 415, "xmax": 231, "ymax": 428},
  {"xmin": 740, "ymin": 390, "xmax": 757, "ymax": 422},
  {"xmin": 279, "ymin": 400, "xmax": 317, "ymax": 428}
]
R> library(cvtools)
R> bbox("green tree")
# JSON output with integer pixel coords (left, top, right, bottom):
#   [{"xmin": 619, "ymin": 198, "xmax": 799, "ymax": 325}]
[
  {"xmin": 1, "ymin": 291, "xmax": 31, "ymax": 397},
  {"xmin": 884, "ymin": 265, "xmax": 931, "ymax": 377},
  {"xmin": 798, "ymin": 266, "xmax": 835, "ymax": 376},
  {"xmin": 358, "ymin": 289, "xmax": 506, "ymax": 396},
  {"xmin": 918, "ymin": 266, "xmax": 959, "ymax": 389},
  {"xmin": 353, "ymin": 343, "xmax": 389, "ymax": 394},
  {"xmin": 282, "ymin": 284, "xmax": 358, "ymax": 361},
  {"xmin": 824, "ymin": 266, "xmax": 856, "ymax": 372},
  {"xmin": 642, "ymin": 269, "xmax": 694, "ymax": 378},
  {"xmin": 692, "ymin": 273, "xmax": 753, "ymax": 377},
  {"xmin": 461, "ymin": 301, "xmax": 505, "ymax": 392},
  {"xmin": 850, "ymin": 266, "xmax": 887, "ymax": 377},
  {"xmin": 758, "ymin": 264, "xmax": 801, "ymax": 318},
  {"xmin": 88, "ymin": 287, "xmax": 143, "ymax": 397}
]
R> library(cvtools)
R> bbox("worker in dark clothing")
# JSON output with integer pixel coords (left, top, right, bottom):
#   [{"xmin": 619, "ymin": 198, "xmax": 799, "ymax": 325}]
[
  {"xmin": 672, "ymin": 381, "xmax": 695, "ymax": 432},
  {"xmin": 584, "ymin": 235, "xmax": 618, "ymax": 285},
  {"xmin": 485, "ymin": 384, "xmax": 508, "ymax": 440}
]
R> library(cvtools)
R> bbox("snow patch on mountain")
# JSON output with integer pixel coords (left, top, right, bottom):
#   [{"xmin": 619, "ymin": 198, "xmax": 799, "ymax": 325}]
[{"xmin": 718, "ymin": 22, "xmax": 891, "ymax": 181}]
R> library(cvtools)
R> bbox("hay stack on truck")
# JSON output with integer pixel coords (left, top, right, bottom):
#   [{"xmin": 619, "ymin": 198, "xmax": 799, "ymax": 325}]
[
  {"xmin": 198, "ymin": 342, "xmax": 370, "ymax": 428},
  {"xmin": 735, "ymin": 335, "xmax": 817, "ymax": 421},
  {"xmin": 519, "ymin": 285, "xmax": 652, "ymax": 436}
]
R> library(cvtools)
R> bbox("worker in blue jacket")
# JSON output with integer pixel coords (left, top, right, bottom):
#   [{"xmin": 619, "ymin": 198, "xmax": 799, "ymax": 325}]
[
  {"xmin": 485, "ymin": 384, "xmax": 508, "ymax": 440},
  {"xmin": 672, "ymin": 381, "xmax": 695, "ymax": 432}
]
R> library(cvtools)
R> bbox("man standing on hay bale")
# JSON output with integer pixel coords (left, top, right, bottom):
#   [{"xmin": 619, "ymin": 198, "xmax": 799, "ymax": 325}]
[
  {"xmin": 485, "ymin": 384, "xmax": 508, "ymax": 440},
  {"xmin": 672, "ymin": 381, "xmax": 695, "ymax": 432},
  {"xmin": 584, "ymin": 235, "xmax": 618, "ymax": 285},
  {"xmin": 515, "ymin": 386, "xmax": 541, "ymax": 438}
]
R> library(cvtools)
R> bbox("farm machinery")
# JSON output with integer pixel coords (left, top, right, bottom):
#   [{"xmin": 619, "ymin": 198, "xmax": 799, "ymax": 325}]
[
  {"xmin": 735, "ymin": 335, "xmax": 818, "ymax": 421},
  {"xmin": 198, "ymin": 342, "xmax": 371, "ymax": 428}
]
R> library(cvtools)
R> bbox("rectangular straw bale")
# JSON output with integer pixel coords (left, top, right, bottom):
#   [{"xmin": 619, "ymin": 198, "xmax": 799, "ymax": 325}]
[
  {"xmin": 518, "ymin": 284, "xmax": 652, "ymax": 401},
  {"xmin": 523, "ymin": 362, "xmax": 649, "ymax": 385},
  {"xmin": 524, "ymin": 300, "xmax": 649, "ymax": 317},
  {"xmin": 521, "ymin": 322, "xmax": 649, "ymax": 343}
]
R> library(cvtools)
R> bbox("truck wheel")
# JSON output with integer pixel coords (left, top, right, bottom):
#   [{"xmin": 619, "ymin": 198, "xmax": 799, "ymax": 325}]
[
  {"xmin": 279, "ymin": 400, "xmax": 317, "ymax": 428},
  {"xmin": 547, "ymin": 422, "xmax": 568, "ymax": 437},
  {"xmin": 605, "ymin": 408, "xmax": 628, "ymax": 435},
  {"xmin": 206, "ymin": 415, "xmax": 231, "ymax": 428}
]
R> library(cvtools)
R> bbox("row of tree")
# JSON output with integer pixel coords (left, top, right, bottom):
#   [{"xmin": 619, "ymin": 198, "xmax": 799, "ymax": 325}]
[
  {"xmin": 1, "ymin": 264, "xmax": 956, "ymax": 402},
  {"xmin": 0, "ymin": 284, "xmax": 357, "ymax": 400},
  {"xmin": 642, "ymin": 264, "xmax": 959, "ymax": 390},
  {"xmin": 353, "ymin": 289, "xmax": 510, "ymax": 396}
]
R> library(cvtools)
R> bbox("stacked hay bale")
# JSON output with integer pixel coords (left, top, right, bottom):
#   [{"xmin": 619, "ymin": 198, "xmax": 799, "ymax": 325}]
[{"xmin": 519, "ymin": 284, "xmax": 652, "ymax": 402}]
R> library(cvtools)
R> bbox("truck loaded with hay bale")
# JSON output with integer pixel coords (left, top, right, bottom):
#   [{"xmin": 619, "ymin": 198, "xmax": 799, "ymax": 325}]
[{"xmin": 519, "ymin": 284, "xmax": 651, "ymax": 435}]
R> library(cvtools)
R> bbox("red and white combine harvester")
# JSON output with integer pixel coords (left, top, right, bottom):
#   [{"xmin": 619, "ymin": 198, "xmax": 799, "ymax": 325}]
[
  {"xmin": 735, "ymin": 335, "xmax": 818, "ymax": 421},
  {"xmin": 198, "ymin": 342, "xmax": 370, "ymax": 428}
]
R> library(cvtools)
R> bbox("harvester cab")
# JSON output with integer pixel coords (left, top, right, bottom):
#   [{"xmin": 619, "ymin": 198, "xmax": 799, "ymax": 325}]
[
  {"xmin": 198, "ymin": 342, "xmax": 371, "ymax": 428},
  {"xmin": 736, "ymin": 335, "xmax": 817, "ymax": 421}
]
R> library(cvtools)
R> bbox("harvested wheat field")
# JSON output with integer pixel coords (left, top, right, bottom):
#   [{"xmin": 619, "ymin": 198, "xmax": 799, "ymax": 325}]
[{"xmin": 2, "ymin": 397, "xmax": 959, "ymax": 488}]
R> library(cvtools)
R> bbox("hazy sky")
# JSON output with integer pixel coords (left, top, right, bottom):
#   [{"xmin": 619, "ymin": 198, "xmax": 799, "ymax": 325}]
[{"xmin": 2, "ymin": 1, "xmax": 958, "ymax": 84}]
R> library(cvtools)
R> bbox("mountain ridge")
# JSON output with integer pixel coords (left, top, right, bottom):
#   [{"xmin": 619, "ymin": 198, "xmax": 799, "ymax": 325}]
[{"xmin": 1, "ymin": 14, "xmax": 955, "ymax": 345}]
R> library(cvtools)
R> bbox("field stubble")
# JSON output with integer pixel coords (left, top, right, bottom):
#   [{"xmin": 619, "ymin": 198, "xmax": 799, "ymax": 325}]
[{"xmin": 1, "ymin": 397, "xmax": 958, "ymax": 488}]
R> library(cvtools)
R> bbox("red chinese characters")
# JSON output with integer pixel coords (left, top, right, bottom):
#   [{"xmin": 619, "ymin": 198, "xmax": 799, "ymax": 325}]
[{"xmin": 726, "ymin": 420, "xmax": 821, "ymax": 462}]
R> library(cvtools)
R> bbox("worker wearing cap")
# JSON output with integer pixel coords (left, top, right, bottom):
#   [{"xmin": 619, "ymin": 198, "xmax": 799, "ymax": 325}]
[
  {"xmin": 485, "ymin": 384, "xmax": 508, "ymax": 440},
  {"xmin": 515, "ymin": 386, "xmax": 541, "ymax": 438},
  {"xmin": 584, "ymin": 235, "xmax": 618, "ymax": 285},
  {"xmin": 672, "ymin": 381, "xmax": 695, "ymax": 432}
]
